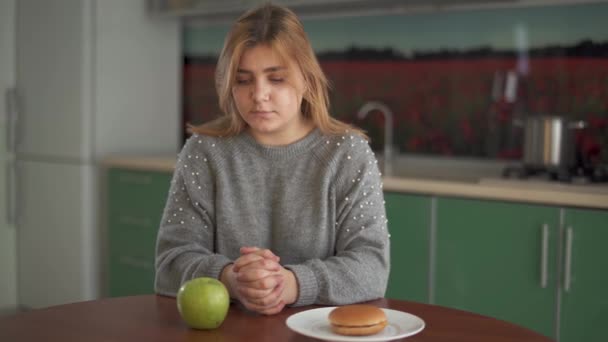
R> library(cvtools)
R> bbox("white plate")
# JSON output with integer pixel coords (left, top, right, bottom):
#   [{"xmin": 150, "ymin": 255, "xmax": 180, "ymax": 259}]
[{"xmin": 285, "ymin": 307, "xmax": 425, "ymax": 342}]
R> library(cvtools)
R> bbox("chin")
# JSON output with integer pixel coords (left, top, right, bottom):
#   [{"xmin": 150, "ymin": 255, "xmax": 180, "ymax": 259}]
[{"xmin": 248, "ymin": 122, "xmax": 281, "ymax": 135}]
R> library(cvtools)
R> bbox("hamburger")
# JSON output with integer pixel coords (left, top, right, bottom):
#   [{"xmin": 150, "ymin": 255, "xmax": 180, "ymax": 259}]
[{"xmin": 328, "ymin": 304, "xmax": 388, "ymax": 336}]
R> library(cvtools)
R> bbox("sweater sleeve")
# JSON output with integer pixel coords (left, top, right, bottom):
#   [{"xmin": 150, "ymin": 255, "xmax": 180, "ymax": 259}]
[
  {"xmin": 154, "ymin": 137, "xmax": 232, "ymax": 297},
  {"xmin": 286, "ymin": 140, "xmax": 391, "ymax": 306}
]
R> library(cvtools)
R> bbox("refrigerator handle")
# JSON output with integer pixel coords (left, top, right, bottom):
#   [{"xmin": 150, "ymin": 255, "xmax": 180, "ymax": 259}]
[
  {"xmin": 6, "ymin": 162, "xmax": 17, "ymax": 226},
  {"xmin": 5, "ymin": 87, "xmax": 19, "ymax": 153}
]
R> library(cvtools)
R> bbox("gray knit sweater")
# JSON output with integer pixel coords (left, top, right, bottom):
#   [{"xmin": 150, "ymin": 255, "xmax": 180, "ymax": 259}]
[{"xmin": 154, "ymin": 128, "xmax": 390, "ymax": 306}]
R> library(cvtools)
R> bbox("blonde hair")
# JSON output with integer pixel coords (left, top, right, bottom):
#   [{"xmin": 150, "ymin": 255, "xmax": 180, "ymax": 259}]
[{"xmin": 189, "ymin": 3, "xmax": 366, "ymax": 138}]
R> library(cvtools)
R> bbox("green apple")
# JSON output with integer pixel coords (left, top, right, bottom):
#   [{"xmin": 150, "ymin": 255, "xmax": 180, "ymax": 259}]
[{"xmin": 177, "ymin": 277, "xmax": 230, "ymax": 329}]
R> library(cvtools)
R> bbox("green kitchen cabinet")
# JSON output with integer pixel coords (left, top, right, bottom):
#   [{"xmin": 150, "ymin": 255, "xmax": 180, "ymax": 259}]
[
  {"xmin": 559, "ymin": 208, "xmax": 608, "ymax": 342},
  {"xmin": 107, "ymin": 168, "xmax": 172, "ymax": 297},
  {"xmin": 384, "ymin": 192, "xmax": 430, "ymax": 303},
  {"xmin": 434, "ymin": 197, "xmax": 560, "ymax": 339}
]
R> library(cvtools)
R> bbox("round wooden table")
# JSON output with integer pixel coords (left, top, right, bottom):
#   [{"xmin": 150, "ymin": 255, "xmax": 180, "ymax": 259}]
[{"xmin": 0, "ymin": 295, "xmax": 553, "ymax": 341}]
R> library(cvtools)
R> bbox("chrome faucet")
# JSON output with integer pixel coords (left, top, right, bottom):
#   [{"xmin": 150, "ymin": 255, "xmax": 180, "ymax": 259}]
[{"xmin": 357, "ymin": 101, "xmax": 394, "ymax": 177}]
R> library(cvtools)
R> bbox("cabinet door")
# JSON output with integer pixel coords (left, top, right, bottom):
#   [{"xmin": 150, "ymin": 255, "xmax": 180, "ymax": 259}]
[
  {"xmin": 435, "ymin": 197, "xmax": 559, "ymax": 338},
  {"xmin": 560, "ymin": 208, "xmax": 608, "ymax": 342},
  {"xmin": 108, "ymin": 169, "xmax": 172, "ymax": 297},
  {"xmin": 384, "ymin": 192, "xmax": 430, "ymax": 302}
]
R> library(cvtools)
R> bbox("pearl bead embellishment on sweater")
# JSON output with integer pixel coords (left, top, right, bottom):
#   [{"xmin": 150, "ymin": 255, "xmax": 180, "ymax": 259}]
[{"xmin": 165, "ymin": 132, "xmax": 391, "ymax": 253}]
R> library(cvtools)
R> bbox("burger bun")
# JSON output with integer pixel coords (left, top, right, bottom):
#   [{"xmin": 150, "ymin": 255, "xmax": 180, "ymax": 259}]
[{"xmin": 328, "ymin": 304, "xmax": 388, "ymax": 336}]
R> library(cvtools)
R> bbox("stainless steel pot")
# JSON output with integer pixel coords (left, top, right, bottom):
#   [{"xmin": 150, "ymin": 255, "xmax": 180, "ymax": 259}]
[{"xmin": 516, "ymin": 116, "xmax": 586, "ymax": 169}]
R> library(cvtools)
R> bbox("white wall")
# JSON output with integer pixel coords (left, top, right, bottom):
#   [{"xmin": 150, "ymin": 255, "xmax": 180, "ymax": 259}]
[{"xmin": 94, "ymin": 0, "xmax": 181, "ymax": 158}]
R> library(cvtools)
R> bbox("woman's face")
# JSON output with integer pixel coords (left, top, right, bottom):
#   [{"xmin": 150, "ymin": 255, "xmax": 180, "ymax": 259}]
[{"xmin": 232, "ymin": 44, "xmax": 312, "ymax": 146}]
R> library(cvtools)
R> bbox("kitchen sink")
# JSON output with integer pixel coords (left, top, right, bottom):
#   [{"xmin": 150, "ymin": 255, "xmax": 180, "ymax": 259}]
[{"xmin": 379, "ymin": 154, "xmax": 507, "ymax": 183}]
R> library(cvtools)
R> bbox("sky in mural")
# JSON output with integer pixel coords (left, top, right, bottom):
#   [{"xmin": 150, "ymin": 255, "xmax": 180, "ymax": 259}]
[{"xmin": 183, "ymin": 2, "xmax": 608, "ymax": 56}]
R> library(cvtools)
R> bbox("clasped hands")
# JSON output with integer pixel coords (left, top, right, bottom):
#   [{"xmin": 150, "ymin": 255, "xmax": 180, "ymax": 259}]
[{"xmin": 220, "ymin": 246, "xmax": 298, "ymax": 315}]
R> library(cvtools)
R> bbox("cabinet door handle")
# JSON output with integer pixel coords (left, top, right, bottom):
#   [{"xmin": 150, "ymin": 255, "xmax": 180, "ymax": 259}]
[
  {"xmin": 540, "ymin": 224, "xmax": 549, "ymax": 288},
  {"xmin": 564, "ymin": 227, "xmax": 573, "ymax": 292}
]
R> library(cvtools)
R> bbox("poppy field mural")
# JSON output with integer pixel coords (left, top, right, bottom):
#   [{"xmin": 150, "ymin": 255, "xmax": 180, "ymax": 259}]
[{"xmin": 182, "ymin": 2, "xmax": 608, "ymax": 164}]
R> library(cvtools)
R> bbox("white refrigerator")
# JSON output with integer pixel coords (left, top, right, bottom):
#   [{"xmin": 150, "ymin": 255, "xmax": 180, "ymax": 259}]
[
  {"xmin": 0, "ymin": 0, "xmax": 17, "ymax": 313},
  {"xmin": 13, "ymin": 0, "xmax": 99, "ymax": 309},
  {"xmin": 4, "ymin": 0, "xmax": 180, "ymax": 309}
]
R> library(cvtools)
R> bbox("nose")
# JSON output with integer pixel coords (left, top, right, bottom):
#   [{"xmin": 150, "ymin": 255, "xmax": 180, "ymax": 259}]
[{"xmin": 251, "ymin": 80, "xmax": 270, "ymax": 102}]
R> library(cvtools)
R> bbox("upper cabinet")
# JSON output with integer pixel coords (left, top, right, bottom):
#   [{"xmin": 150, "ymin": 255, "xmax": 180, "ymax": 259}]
[{"xmin": 148, "ymin": 0, "xmax": 588, "ymax": 21}]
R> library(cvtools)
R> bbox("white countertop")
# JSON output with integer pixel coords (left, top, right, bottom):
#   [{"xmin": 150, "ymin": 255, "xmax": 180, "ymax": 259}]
[
  {"xmin": 102, "ymin": 156, "xmax": 177, "ymax": 172},
  {"xmin": 102, "ymin": 156, "xmax": 608, "ymax": 210},
  {"xmin": 383, "ymin": 177, "xmax": 608, "ymax": 210}
]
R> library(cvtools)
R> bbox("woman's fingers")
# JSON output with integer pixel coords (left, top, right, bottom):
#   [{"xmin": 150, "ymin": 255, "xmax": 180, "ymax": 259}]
[
  {"xmin": 239, "ymin": 246, "xmax": 260, "ymax": 254},
  {"xmin": 231, "ymin": 247, "xmax": 285, "ymax": 314},
  {"xmin": 233, "ymin": 252, "xmax": 280, "ymax": 273},
  {"xmin": 232, "ymin": 253, "xmax": 265, "ymax": 273},
  {"xmin": 238, "ymin": 273, "xmax": 283, "ymax": 291},
  {"xmin": 258, "ymin": 301, "xmax": 286, "ymax": 315},
  {"xmin": 239, "ymin": 247, "xmax": 280, "ymax": 262},
  {"xmin": 237, "ymin": 277, "xmax": 284, "ymax": 302},
  {"xmin": 238, "ymin": 280, "xmax": 286, "ymax": 314},
  {"xmin": 236, "ymin": 260, "xmax": 281, "ymax": 280},
  {"xmin": 236, "ymin": 284, "xmax": 273, "ymax": 300},
  {"xmin": 241, "ymin": 298, "xmax": 285, "ymax": 315}
]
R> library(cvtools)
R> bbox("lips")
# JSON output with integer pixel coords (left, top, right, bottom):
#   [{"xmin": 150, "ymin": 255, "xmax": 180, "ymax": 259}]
[
  {"xmin": 251, "ymin": 108, "xmax": 273, "ymax": 113},
  {"xmin": 250, "ymin": 110, "xmax": 275, "ymax": 117}
]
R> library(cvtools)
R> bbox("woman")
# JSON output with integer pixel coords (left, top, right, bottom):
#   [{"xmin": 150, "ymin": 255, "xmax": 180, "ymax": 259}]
[{"xmin": 155, "ymin": 3, "xmax": 390, "ymax": 315}]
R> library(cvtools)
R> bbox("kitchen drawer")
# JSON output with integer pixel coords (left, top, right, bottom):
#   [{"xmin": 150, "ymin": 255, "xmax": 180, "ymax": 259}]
[
  {"xmin": 108, "ymin": 253, "xmax": 155, "ymax": 297},
  {"xmin": 107, "ymin": 168, "xmax": 172, "ymax": 297},
  {"xmin": 108, "ymin": 169, "xmax": 172, "ymax": 216},
  {"xmin": 384, "ymin": 192, "xmax": 430, "ymax": 303},
  {"xmin": 435, "ymin": 197, "xmax": 559, "ymax": 338},
  {"xmin": 108, "ymin": 169, "xmax": 171, "ymax": 258},
  {"xmin": 109, "ymin": 213, "xmax": 159, "ymax": 257},
  {"xmin": 560, "ymin": 208, "xmax": 608, "ymax": 342}
]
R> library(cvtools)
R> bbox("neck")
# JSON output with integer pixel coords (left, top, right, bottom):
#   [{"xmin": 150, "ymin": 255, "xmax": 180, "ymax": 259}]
[{"xmin": 249, "ymin": 120, "xmax": 315, "ymax": 146}]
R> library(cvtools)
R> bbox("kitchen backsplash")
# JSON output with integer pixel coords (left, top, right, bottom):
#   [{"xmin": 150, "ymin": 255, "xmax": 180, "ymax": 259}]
[{"xmin": 182, "ymin": 2, "xmax": 608, "ymax": 164}]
